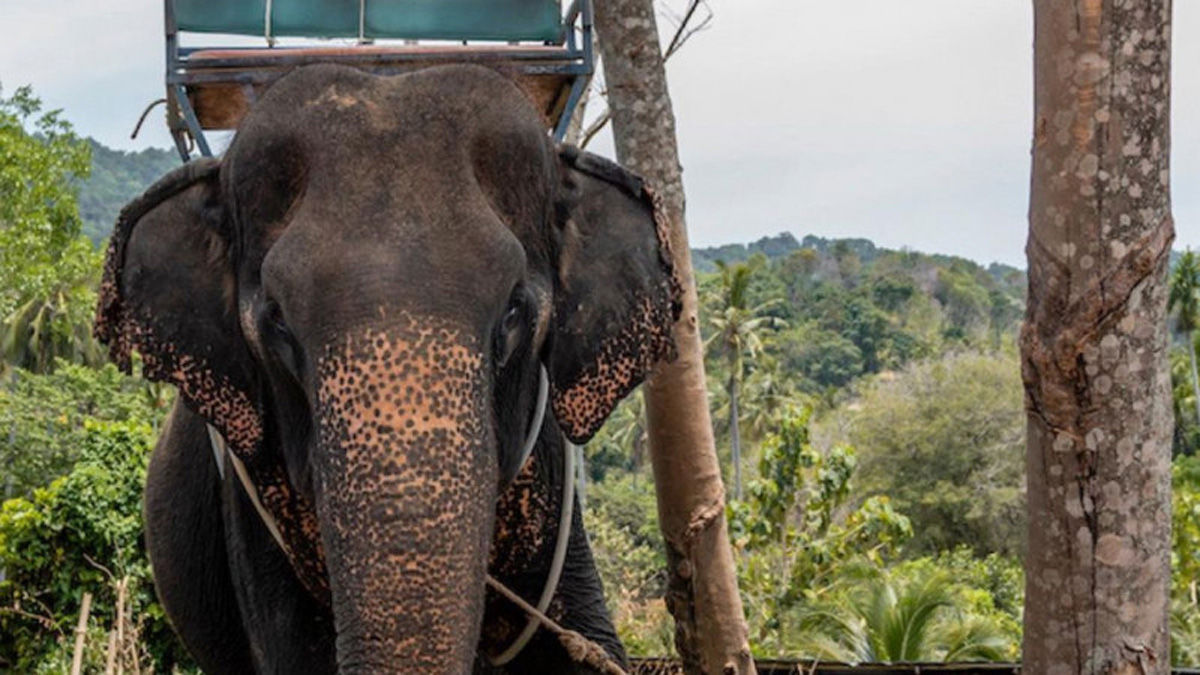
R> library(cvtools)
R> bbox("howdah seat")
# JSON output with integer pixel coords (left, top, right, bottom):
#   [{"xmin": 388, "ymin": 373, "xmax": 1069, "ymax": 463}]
[{"xmin": 164, "ymin": 0, "xmax": 594, "ymax": 159}]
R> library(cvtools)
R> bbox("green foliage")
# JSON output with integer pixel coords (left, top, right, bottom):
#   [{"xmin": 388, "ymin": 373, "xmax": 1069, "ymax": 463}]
[
  {"xmin": 1170, "ymin": 251, "xmax": 1200, "ymax": 457},
  {"xmin": 794, "ymin": 568, "xmax": 1015, "ymax": 664},
  {"xmin": 1174, "ymin": 455, "xmax": 1200, "ymax": 666},
  {"xmin": 0, "ymin": 84, "xmax": 103, "ymax": 374},
  {"xmin": 786, "ymin": 325, "xmax": 864, "ymax": 390},
  {"xmin": 0, "ymin": 360, "xmax": 170, "ymax": 497},
  {"xmin": 705, "ymin": 257, "xmax": 786, "ymax": 387},
  {"xmin": 583, "ymin": 474, "xmax": 671, "ymax": 656},
  {"xmin": 1170, "ymin": 249, "xmax": 1200, "ymax": 336},
  {"xmin": 934, "ymin": 263, "xmax": 992, "ymax": 342},
  {"xmin": 828, "ymin": 351, "xmax": 1026, "ymax": 556},
  {"xmin": 704, "ymin": 256, "xmax": 788, "ymax": 498},
  {"xmin": 585, "ymin": 390, "xmax": 650, "ymax": 480},
  {"xmin": 0, "ymin": 421, "xmax": 189, "ymax": 672},
  {"xmin": 691, "ymin": 233, "xmax": 802, "ymax": 274},
  {"xmin": 729, "ymin": 409, "xmax": 912, "ymax": 653},
  {"xmin": 1171, "ymin": 345, "xmax": 1200, "ymax": 457},
  {"xmin": 0, "ymin": 84, "xmax": 91, "ymax": 312},
  {"xmin": 1, "ymin": 242, "xmax": 104, "ymax": 373}
]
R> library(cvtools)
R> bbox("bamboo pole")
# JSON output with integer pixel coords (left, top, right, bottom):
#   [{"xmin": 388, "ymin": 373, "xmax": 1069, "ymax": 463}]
[{"xmin": 70, "ymin": 592, "xmax": 93, "ymax": 675}]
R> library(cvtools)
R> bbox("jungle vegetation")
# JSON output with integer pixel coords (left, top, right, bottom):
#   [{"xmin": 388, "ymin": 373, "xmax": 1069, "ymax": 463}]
[{"xmin": 1, "ymin": 85, "xmax": 1198, "ymax": 671}]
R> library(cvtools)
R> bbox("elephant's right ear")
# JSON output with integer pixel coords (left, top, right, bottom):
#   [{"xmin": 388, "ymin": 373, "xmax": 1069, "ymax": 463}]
[{"xmin": 95, "ymin": 159, "xmax": 263, "ymax": 455}]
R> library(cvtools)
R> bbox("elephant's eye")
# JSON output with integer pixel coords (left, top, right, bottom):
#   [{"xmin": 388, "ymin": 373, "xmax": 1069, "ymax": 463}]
[
  {"xmin": 263, "ymin": 301, "xmax": 304, "ymax": 378},
  {"xmin": 502, "ymin": 306, "xmax": 522, "ymax": 334},
  {"xmin": 496, "ymin": 297, "xmax": 528, "ymax": 368},
  {"xmin": 266, "ymin": 303, "xmax": 287, "ymax": 332}
]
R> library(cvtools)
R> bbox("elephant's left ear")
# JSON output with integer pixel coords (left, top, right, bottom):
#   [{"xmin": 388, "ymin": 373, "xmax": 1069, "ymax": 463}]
[{"xmin": 547, "ymin": 146, "xmax": 683, "ymax": 443}]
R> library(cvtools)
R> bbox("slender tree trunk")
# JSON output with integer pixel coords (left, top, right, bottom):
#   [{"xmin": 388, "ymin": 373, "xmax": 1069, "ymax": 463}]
[
  {"xmin": 594, "ymin": 2, "xmax": 755, "ymax": 673},
  {"xmin": 728, "ymin": 374, "xmax": 742, "ymax": 501},
  {"xmin": 1022, "ymin": 1, "xmax": 1174, "ymax": 673},
  {"xmin": 1188, "ymin": 329, "xmax": 1200, "ymax": 425}
]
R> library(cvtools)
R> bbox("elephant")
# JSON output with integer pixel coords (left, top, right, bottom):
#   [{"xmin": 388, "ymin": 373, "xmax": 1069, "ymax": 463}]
[{"xmin": 94, "ymin": 63, "xmax": 682, "ymax": 674}]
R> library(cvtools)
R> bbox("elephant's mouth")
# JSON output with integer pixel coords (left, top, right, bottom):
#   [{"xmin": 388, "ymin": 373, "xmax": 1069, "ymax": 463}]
[{"xmin": 311, "ymin": 319, "xmax": 496, "ymax": 673}]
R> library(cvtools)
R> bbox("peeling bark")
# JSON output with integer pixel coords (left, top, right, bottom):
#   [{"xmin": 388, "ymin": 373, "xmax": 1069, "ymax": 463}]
[
  {"xmin": 1022, "ymin": 1, "xmax": 1174, "ymax": 673},
  {"xmin": 592, "ymin": 3, "xmax": 756, "ymax": 674}
]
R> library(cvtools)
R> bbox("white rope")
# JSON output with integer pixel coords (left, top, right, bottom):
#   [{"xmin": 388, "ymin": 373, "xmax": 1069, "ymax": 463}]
[
  {"xmin": 515, "ymin": 366, "xmax": 550, "ymax": 477},
  {"xmin": 490, "ymin": 429, "xmax": 575, "ymax": 665},
  {"xmin": 263, "ymin": 0, "xmax": 276, "ymax": 47}
]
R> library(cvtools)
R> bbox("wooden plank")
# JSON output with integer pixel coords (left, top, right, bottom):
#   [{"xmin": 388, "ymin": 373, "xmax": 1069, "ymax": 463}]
[{"xmin": 183, "ymin": 47, "xmax": 575, "ymax": 130}]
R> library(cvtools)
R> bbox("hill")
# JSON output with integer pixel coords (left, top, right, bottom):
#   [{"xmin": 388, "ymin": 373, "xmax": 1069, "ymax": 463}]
[{"xmin": 77, "ymin": 139, "xmax": 180, "ymax": 243}]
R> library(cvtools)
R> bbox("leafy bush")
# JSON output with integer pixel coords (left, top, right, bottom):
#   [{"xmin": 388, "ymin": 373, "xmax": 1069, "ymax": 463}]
[
  {"xmin": 0, "ymin": 84, "xmax": 106, "ymax": 375},
  {"xmin": 827, "ymin": 351, "xmax": 1026, "ymax": 556},
  {"xmin": 729, "ymin": 408, "xmax": 912, "ymax": 655},
  {"xmin": 0, "ymin": 421, "xmax": 189, "ymax": 672},
  {"xmin": 1174, "ymin": 455, "xmax": 1200, "ymax": 666},
  {"xmin": 584, "ymin": 474, "xmax": 671, "ymax": 656},
  {"xmin": 1, "ymin": 360, "xmax": 171, "ymax": 497}
]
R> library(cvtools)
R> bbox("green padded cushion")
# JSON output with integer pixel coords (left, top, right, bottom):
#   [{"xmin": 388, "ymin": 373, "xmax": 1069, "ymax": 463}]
[{"xmin": 174, "ymin": 0, "xmax": 561, "ymax": 42}]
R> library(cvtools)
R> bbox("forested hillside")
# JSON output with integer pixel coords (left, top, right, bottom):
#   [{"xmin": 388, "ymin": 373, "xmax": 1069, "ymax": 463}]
[
  {"xmin": 76, "ymin": 140, "xmax": 179, "ymax": 244},
  {"xmin": 4, "ymin": 99, "xmax": 1199, "ymax": 670}
]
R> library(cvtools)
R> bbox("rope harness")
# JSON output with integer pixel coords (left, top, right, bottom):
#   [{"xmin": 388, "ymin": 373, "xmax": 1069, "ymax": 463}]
[{"xmin": 205, "ymin": 365, "xmax": 622, "ymax": 669}]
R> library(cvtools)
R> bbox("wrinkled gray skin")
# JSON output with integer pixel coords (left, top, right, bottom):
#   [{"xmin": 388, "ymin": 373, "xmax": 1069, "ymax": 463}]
[{"xmin": 95, "ymin": 64, "xmax": 680, "ymax": 674}]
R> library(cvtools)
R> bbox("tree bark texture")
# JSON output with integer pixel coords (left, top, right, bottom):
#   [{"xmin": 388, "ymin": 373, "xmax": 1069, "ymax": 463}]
[
  {"xmin": 593, "ymin": 3, "xmax": 756, "ymax": 674},
  {"xmin": 1022, "ymin": 1, "xmax": 1174, "ymax": 673}
]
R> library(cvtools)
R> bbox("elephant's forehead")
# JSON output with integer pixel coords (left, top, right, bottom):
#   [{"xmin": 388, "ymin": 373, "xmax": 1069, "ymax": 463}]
[
  {"xmin": 236, "ymin": 63, "xmax": 548, "ymax": 163},
  {"xmin": 257, "ymin": 201, "xmax": 528, "ymax": 343}
]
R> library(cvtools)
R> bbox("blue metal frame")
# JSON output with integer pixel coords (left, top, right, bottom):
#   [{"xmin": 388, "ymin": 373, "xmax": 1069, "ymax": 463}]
[{"xmin": 164, "ymin": 0, "xmax": 594, "ymax": 160}]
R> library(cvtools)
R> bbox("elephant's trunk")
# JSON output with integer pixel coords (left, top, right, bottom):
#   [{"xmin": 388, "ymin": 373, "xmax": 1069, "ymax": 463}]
[{"xmin": 313, "ymin": 324, "xmax": 496, "ymax": 673}]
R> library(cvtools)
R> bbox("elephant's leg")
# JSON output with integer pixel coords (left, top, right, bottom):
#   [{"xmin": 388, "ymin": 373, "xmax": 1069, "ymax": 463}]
[
  {"xmin": 221, "ymin": 455, "xmax": 338, "ymax": 674},
  {"xmin": 144, "ymin": 403, "xmax": 255, "ymax": 675},
  {"xmin": 482, "ymin": 427, "xmax": 626, "ymax": 674}
]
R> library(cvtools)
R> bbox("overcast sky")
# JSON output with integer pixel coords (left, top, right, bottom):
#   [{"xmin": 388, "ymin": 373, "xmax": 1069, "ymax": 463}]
[{"xmin": 0, "ymin": 1, "xmax": 1196, "ymax": 267}]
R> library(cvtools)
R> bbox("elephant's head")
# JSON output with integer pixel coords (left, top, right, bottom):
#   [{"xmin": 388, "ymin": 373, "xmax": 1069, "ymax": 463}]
[{"xmin": 95, "ymin": 64, "xmax": 679, "ymax": 672}]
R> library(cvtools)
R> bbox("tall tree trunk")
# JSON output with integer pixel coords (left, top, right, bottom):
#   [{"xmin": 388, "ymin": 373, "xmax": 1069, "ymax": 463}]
[
  {"xmin": 728, "ymin": 374, "xmax": 742, "ymax": 501},
  {"xmin": 1188, "ymin": 329, "xmax": 1200, "ymax": 426},
  {"xmin": 1022, "ymin": 1, "xmax": 1174, "ymax": 673},
  {"xmin": 593, "ymin": 3, "xmax": 755, "ymax": 673}
]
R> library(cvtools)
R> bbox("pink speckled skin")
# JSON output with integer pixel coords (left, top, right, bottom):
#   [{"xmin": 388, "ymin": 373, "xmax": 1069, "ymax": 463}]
[{"xmin": 96, "ymin": 64, "xmax": 679, "ymax": 674}]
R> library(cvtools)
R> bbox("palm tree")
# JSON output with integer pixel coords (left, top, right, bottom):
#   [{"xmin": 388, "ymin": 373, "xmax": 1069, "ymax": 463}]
[
  {"xmin": 796, "ymin": 572, "xmax": 1010, "ymax": 664},
  {"xmin": 2, "ymin": 286, "xmax": 104, "ymax": 375},
  {"xmin": 741, "ymin": 356, "xmax": 803, "ymax": 440},
  {"xmin": 1170, "ymin": 249, "xmax": 1200, "ymax": 426},
  {"xmin": 704, "ymin": 258, "xmax": 785, "ymax": 500},
  {"xmin": 606, "ymin": 389, "xmax": 649, "ymax": 474}
]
